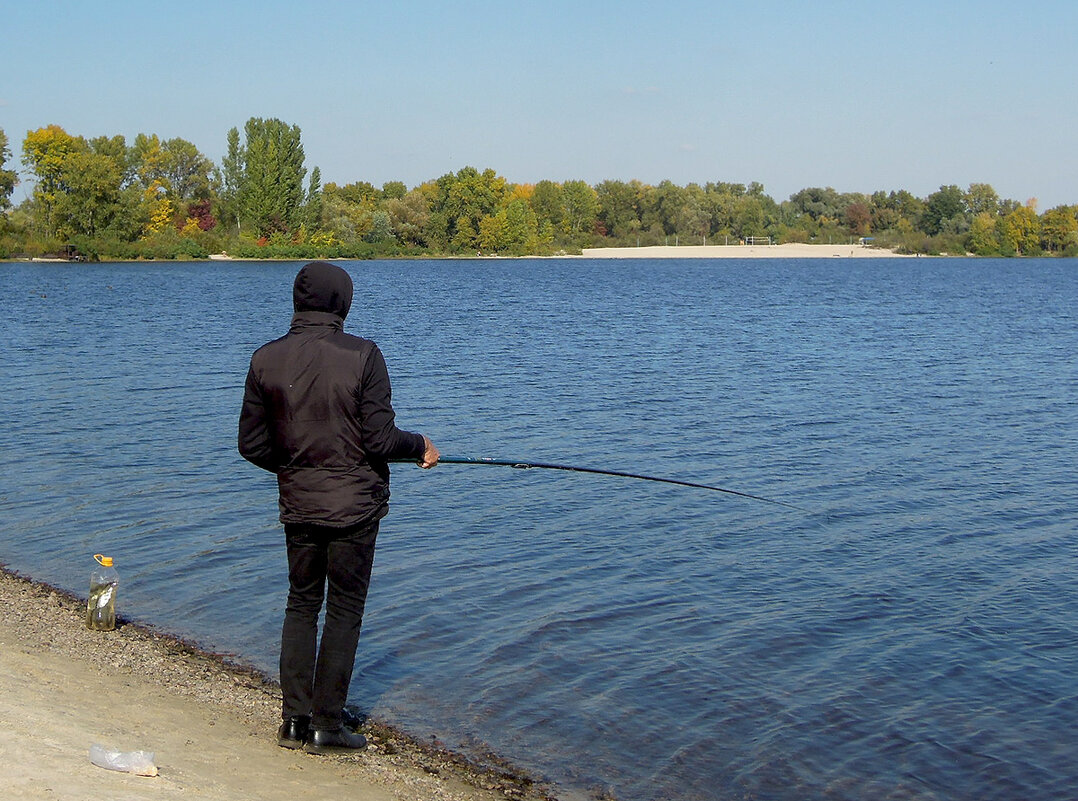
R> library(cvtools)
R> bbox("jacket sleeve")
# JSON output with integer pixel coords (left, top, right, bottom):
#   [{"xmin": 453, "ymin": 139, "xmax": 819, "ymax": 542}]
[
  {"xmin": 238, "ymin": 362, "xmax": 279, "ymax": 473},
  {"xmin": 358, "ymin": 346, "xmax": 426, "ymax": 461}
]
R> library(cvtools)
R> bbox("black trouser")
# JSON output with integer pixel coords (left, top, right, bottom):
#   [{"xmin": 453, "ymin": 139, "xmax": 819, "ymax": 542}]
[{"xmin": 280, "ymin": 519, "xmax": 379, "ymax": 730}]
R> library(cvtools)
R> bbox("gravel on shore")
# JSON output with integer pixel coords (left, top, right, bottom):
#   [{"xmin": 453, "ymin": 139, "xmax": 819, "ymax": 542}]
[{"xmin": 0, "ymin": 565, "xmax": 560, "ymax": 801}]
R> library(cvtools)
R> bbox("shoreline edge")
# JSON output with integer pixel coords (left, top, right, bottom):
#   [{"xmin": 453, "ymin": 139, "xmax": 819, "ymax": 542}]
[{"xmin": 0, "ymin": 565, "xmax": 558, "ymax": 801}]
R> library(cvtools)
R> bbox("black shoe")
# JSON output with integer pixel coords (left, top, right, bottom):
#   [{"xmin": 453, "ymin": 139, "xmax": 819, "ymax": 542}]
[
  {"xmin": 303, "ymin": 727, "xmax": 368, "ymax": 755},
  {"xmin": 277, "ymin": 715, "xmax": 310, "ymax": 749}
]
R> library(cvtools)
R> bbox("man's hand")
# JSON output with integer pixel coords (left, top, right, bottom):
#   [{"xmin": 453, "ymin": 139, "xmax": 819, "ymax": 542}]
[{"xmin": 419, "ymin": 436, "xmax": 440, "ymax": 469}]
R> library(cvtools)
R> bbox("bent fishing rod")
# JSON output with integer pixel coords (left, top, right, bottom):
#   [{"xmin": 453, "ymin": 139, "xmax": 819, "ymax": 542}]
[{"xmin": 394, "ymin": 454, "xmax": 806, "ymax": 512}]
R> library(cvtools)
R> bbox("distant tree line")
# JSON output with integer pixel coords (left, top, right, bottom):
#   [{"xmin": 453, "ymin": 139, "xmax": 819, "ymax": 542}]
[{"xmin": 2, "ymin": 120, "xmax": 1076, "ymax": 260}]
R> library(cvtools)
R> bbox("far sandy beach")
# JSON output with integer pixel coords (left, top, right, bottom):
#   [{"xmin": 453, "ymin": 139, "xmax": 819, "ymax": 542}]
[
  {"xmin": 0, "ymin": 567, "xmax": 553, "ymax": 801},
  {"xmin": 581, "ymin": 243, "xmax": 916, "ymax": 258}
]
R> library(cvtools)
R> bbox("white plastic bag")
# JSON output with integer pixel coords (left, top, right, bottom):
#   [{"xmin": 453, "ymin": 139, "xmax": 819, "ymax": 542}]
[{"xmin": 89, "ymin": 743, "xmax": 158, "ymax": 777}]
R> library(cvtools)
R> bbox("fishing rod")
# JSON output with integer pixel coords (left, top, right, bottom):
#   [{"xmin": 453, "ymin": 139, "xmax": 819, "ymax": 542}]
[{"xmin": 395, "ymin": 454, "xmax": 806, "ymax": 512}]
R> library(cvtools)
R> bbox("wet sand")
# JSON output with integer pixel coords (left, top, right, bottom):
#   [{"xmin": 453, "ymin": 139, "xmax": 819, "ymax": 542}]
[{"xmin": 0, "ymin": 567, "xmax": 555, "ymax": 801}]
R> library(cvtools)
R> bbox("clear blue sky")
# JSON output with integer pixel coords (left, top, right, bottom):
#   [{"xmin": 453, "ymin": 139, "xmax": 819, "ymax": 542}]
[{"xmin": 3, "ymin": 0, "xmax": 1076, "ymax": 208}]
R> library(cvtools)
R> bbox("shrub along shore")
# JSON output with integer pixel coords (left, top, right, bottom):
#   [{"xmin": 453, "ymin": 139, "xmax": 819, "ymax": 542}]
[{"xmin": 3, "ymin": 241, "xmax": 915, "ymax": 263}]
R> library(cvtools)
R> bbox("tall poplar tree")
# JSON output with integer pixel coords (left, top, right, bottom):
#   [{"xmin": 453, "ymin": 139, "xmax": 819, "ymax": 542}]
[
  {"xmin": 223, "ymin": 118, "xmax": 313, "ymax": 237},
  {"xmin": 304, "ymin": 166, "xmax": 322, "ymax": 230},
  {"xmin": 219, "ymin": 126, "xmax": 244, "ymax": 233}
]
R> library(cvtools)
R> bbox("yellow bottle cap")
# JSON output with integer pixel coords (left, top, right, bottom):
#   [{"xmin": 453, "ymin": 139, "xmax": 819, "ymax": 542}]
[{"xmin": 94, "ymin": 554, "xmax": 114, "ymax": 567}]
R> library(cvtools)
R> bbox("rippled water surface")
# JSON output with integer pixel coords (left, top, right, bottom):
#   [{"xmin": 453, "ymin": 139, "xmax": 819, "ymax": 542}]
[{"xmin": 2, "ymin": 257, "xmax": 1076, "ymax": 800}]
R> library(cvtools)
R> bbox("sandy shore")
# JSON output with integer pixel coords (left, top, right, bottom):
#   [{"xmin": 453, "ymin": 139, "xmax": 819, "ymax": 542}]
[
  {"xmin": 581, "ymin": 243, "xmax": 915, "ymax": 258},
  {"xmin": 0, "ymin": 567, "xmax": 555, "ymax": 801}
]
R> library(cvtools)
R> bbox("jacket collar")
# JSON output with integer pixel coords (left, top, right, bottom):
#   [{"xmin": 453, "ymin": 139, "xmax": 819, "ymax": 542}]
[{"xmin": 290, "ymin": 310, "xmax": 344, "ymax": 332}]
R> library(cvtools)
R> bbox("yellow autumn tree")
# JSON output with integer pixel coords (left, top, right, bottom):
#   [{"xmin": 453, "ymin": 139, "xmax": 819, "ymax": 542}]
[
  {"xmin": 143, "ymin": 181, "xmax": 174, "ymax": 238},
  {"xmin": 508, "ymin": 183, "xmax": 534, "ymax": 203},
  {"xmin": 997, "ymin": 205, "xmax": 1041, "ymax": 255},
  {"xmin": 1039, "ymin": 206, "xmax": 1078, "ymax": 253},
  {"xmin": 21, "ymin": 125, "xmax": 87, "ymax": 236},
  {"xmin": 967, "ymin": 212, "xmax": 1000, "ymax": 256}
]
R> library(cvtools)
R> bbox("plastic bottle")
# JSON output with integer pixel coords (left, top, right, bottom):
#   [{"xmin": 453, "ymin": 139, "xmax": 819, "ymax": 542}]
[{"xmin": 86, "ymin": 554, "xmax": 119, "ymax": 631}]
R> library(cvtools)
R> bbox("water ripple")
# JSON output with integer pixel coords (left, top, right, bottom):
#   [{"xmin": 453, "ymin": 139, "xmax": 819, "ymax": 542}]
[{"xmin": 2, "ymin": 258, "xmax": 1077, "ymax": 800}]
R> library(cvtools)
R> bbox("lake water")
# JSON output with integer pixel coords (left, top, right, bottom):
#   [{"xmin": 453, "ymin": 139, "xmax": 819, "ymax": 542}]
[{"xmin": 2, "ymin": 257, "xmax": 1076, "ymax": 800}]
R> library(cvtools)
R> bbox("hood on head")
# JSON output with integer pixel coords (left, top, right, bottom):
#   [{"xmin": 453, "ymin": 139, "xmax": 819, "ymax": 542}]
[{"xmin": 293, "ymin": 261, "xmax": 353, "ymax": 319}]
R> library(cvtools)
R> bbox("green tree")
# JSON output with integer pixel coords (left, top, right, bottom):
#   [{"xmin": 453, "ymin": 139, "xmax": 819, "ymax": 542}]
[
  {"xmin": 869, "ymin": 192, "xmax": 900, "ymax": 231},
  {"xmin": 788, "ymin": 186, "xmax": 844, "ymax": 221},
  {"xmin": 921, "ymin": 185, "xmax": 967, "ymax": 235},
  {"xmin": 640, "ymin": 180, "xmax": 686, "ymax": 237},
  {"xmin": 997, "ymin": 205, "xmax": 1040, "ymax": 255},
  {"xmin": 0, "ymin": 129, "xmax": 17, "ymax": 211},
  {"xmin": 22, "ymin": 125, "xmax": 87, "ymax": 236},
  {"xmin": 869, "ymin": 189, "xmax": 924, "ymax": 234},
  {"xmin": 330, "ymin": 181, "xmax": 379, "ymax": 206},
  {"xmin": 20, "ymin": 126, "xmax": 145, "ymax": 244},
  {"xmin": 318, "ymin": 181, "xmax": 382, "ymax": 244},
  {"xmin": 507, "ymin": 196, "xmax": 544, "ymax": 252},
  {"xmin": 89, "ymin": 135, "xmax": 132, "ymax": 185},
  {"xmin": 596, "ymin": 179, "xmax": 643, "ymax": 241},
  {"xmin": 561, "ymin": 180, "xmax": 599, "ymax": 242},
  {"xmin": 366, "ymin": 209, "xmax": 395, "ymax": 243},
  {"xmin": 304, "ymin": 166, "xmax": 323, "ymax": 230},
  {"xmin": 226, "ymin": 118, "xmax": 311, "ymax": 237},
  {"xmin": 385, "ymin": 188, "xmax": 431, "ymax": 246},
  {"xmin": 382, "ymin": 181, "xmax": 407, "ymax": 200},
  {"xmin": 133, "ymin": 133, "xmax": 169, "ymax": 190},
  {"xmin": 477, "ymin": 210, "xmax": 509, "ymax": 252},
  {"xmin": 451, "ymin": 214, "xmax": 478, "ymax": 251},
  {"xmin": 967, "ymin": 212, "xmax": 1001, "ymax": 255},
  {"xmin": 733, "ymin": 194, "xmax": 769, "ymax": 238},
  {"xmin": 479, "ymin": 197, "xmax": 539, "ymax": 254},
  {"xmin": 52, "ymin": 149, "xmax": 128, "ymax": 239},
  {"xmin": 531, "ymin": 180, "xmax": 565, "ymax": 235},
  {"xmin": 161, "ymin": 138, "xmax": 213, "ymax": 201},
  {"xmin": 705, "ymin": 182, "xmax": 748, "ymax": 238},
  {"xmin": 219, "ymin": 126, "xmax": 244, "ymax": 232},
  {"xmin": 1040, "ymin": 206, "xmax": 1078, "ymax": 253},
  {"xmin": 965, "ymin": 183, "xmax": 1000, "ymax": 216},
  {"xmin": 676, "ymin": 184, "xmax": 710, "ymax": 240},
  {"xmin": 430, "ymin": 166, "xmax": 507, "ymax": 251},
  {"xmin": 319, "ymin": 190, "xmax": 368, "ymax": 243}
]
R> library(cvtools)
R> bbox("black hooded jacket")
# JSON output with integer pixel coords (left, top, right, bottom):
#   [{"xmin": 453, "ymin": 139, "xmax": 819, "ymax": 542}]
[{"xmin": 238, "ymin": 262, "xmax": 425, "ymax": 527}]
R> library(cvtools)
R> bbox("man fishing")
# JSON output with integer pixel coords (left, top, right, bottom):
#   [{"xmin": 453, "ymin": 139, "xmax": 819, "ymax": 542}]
[{"xmin": 239, "ymin": 260, "xmax": 439, "ymax": 754}]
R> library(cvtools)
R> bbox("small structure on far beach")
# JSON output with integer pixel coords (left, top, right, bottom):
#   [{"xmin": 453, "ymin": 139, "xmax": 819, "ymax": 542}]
[{"xmin": 30, "ymin": 244, "xmax": 85, "ymax": 262}]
